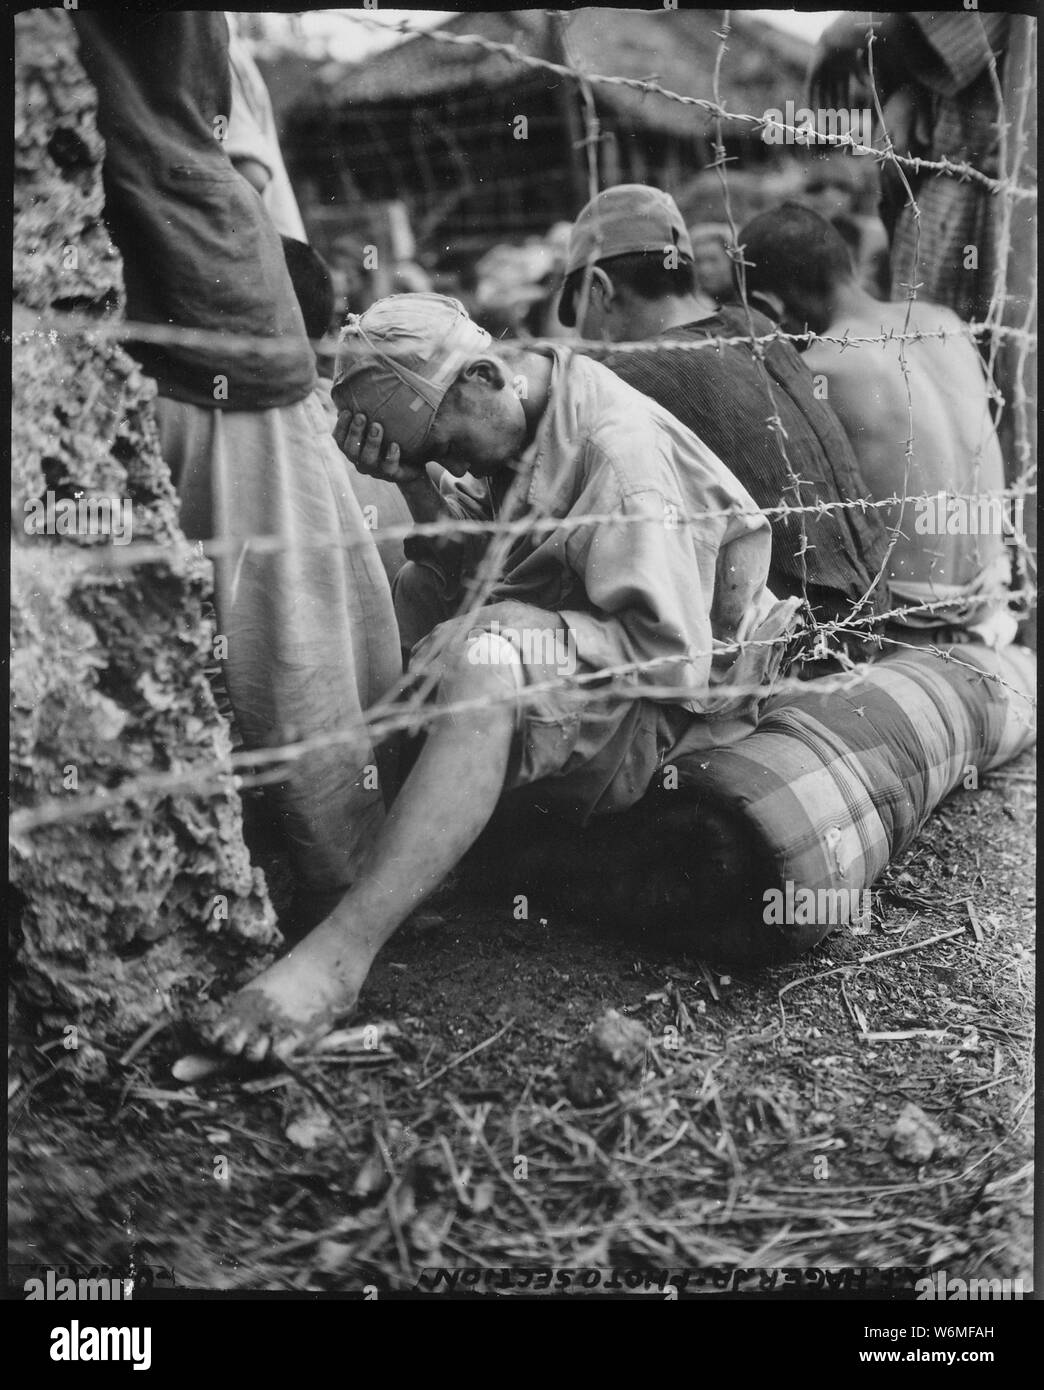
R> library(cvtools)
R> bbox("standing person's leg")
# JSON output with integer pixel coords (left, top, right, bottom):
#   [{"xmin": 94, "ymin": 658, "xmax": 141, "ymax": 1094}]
[{"xmin": 154, "ymin": 391, "xmax": 402, "ymax": 910}]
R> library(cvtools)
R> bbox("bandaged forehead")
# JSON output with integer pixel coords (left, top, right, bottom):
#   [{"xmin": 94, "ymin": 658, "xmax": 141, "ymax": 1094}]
[{"xmin": 333, "ymin": 293, "xmax": 492, "ymax": 457}]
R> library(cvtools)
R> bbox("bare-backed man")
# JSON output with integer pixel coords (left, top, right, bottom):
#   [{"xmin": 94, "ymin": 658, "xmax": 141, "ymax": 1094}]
[{"xmin": 739, "ymin": 203, "xmax": 1016, "ymax": 650}]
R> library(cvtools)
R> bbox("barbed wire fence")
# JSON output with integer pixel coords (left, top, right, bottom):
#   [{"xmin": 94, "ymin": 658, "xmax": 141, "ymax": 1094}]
[{"xmin": 11, "ymin": 8, "xmax": 1037, "ymax": 842}]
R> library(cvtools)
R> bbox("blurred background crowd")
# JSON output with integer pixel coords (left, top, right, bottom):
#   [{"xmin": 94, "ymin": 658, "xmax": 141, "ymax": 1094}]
[{"xmin": 236, "ymin": 9, "xmax": 899, "ymax": 340}]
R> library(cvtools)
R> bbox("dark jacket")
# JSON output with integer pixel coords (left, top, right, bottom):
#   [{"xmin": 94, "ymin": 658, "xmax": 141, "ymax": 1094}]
[
  {"xmin": 72, "ymin": 10, "xmax": 315, "ymax": 410},
  {"xmin": 601, "ymin": 308, "xmax": 892, "ymax": 640}
]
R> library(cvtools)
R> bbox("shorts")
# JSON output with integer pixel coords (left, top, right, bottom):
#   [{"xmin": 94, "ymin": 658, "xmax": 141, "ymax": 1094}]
[{"xmin": 395, "ymin": 560, "xmax": 766, "ymax": 825}]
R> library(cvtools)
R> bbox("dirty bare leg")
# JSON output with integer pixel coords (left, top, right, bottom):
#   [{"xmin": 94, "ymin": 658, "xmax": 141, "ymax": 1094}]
[{"xmin": 206, "ymin": 636, "xmax": 521, "ymax": 1061}]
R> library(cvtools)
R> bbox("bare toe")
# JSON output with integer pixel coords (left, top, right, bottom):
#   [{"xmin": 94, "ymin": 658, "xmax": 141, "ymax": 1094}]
[
  {"xmin": 200, "ymin": 987, "xmax": 314, "ymax": 1064},
  {"xmin": 272, "ymin": 1033, "xmax": 304, "ymax": 1063},
  {"xmin": 220, "ymin": 1027, "xmax": 251, "ymax": 1058}
]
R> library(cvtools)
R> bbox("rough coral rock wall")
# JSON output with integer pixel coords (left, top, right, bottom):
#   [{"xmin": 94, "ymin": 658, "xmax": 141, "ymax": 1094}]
[{"xmin": 11, "ymin": 9, "xmax": 278, "ymax": 1064}]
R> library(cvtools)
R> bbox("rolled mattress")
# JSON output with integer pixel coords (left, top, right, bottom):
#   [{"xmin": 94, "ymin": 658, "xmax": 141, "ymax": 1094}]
[{"xmin": 464, "ymin": 645, "xmax": 1036, "ymax": 965}]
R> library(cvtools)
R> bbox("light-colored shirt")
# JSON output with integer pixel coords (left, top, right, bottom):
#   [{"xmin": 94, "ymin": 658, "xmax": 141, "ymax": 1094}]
[{"xmin": 411, "ymin": 348, "xmax": 800, "ymax": 732}]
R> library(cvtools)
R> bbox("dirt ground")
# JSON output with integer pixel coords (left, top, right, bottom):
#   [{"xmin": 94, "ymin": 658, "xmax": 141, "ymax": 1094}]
[{"xmin": 8, "ymin": 748, "xmax": 1034, "ymax": 1295}]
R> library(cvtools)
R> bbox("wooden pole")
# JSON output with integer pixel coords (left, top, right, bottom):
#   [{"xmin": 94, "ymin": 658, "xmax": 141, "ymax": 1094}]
[{"xmin": 546, "ymin": 10, "xmax": 590, "ymax": 213}]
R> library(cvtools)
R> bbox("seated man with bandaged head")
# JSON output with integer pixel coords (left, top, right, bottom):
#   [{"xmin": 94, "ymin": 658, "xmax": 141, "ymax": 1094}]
[{"xmin": 203, "ymin": 292, "xmax": 802, "ymax": 1062}]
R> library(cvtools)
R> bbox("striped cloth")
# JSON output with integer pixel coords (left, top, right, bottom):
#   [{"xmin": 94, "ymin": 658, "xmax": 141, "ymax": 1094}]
[
  {"xmin": 675, "ymin": 643, "xmax": 1035, "ymax": 955},
  {"xmin": 888, "ymin": 11, "xmax": 1012, "ymax": 321}
]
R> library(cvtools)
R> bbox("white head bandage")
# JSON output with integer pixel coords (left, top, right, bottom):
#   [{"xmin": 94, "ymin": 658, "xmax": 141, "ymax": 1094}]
[{"xmin": 333, "ymin": 293, "xmax": 492, "ymax": 457}]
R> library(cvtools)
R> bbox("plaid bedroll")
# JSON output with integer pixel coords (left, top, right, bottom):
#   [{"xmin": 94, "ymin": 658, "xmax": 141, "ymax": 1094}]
[{"xmin": 674, "ymin": 646, "xmax": 1036, "ymax": 904}]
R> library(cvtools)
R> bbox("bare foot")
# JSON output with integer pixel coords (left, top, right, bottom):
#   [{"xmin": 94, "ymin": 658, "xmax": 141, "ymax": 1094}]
[{"xmin": 200, "ymin": 936, "xmax": 364, "ymax": 1064}]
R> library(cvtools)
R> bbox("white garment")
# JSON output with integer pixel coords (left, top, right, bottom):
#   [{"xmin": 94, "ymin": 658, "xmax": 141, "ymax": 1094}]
[{"xmin": 225, "ymin": 30, "xmax": 308, "ymax": 242}]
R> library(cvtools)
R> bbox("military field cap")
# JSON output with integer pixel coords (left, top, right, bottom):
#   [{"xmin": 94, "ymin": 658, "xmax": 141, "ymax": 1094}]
[
  {"xmin": 560, "ymin": 184, "xmax": 694, "ymax": 326},
  {"xmin": 333, "ymin": 293, "xmax": 492, "ymax": 458}
]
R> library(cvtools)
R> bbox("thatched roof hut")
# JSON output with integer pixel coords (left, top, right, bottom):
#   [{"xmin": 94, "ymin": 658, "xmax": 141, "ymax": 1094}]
[{"xmin": 284, "ymin": 8, "xmax": 810, "ymax": 257}]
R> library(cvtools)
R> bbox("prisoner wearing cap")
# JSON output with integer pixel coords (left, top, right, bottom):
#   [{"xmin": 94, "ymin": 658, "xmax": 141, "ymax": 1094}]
[
  {"xmin": 333, "ymin": 293, "xmax": 492, "ymax": 460},
  {"xmin": 559, "ymin": 184, "xmax": 694, "ymax": 327}
]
